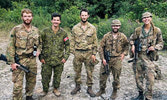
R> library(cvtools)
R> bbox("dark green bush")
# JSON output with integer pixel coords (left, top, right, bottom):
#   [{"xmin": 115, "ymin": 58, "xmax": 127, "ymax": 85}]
[{"xmin": 61, "ymin": 6, "xmax": 80, "ymax": 29}]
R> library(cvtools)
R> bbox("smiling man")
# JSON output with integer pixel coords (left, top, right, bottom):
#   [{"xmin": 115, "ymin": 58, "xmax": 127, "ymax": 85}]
[
  {"xmin": 96, "ymin": 19, "xmax": 129, "ymax": 100},
  {"xmin": 39, "ymin": 12, "xmax": 70, "ymax": 97},
  {"xmin": 70, "ymin": 8, "xmax": 98, "ymax": 97},
  {"xmin": 6, "ymin": 8, "xmax": 41, "ymax": 100}
]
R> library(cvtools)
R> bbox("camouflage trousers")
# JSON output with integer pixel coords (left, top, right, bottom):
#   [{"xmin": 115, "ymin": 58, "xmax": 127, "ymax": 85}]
[
  {"xmin": 41, "ymin": 63, "xmax": 64, "ymax": 92},
  {"xmin": 73, "ymin": 50, "xmax": 96, "ymax": 87},
  {"xmin": 133, "ymin": 53, "xmax": 155, "ymax": 100},
  {"xmin": 99, "ymin": 57, "xmax": 122, "ymax": 90},
  {"xmin": 12, "ymin": 57, "xmax": 37, "ymax": 100}
]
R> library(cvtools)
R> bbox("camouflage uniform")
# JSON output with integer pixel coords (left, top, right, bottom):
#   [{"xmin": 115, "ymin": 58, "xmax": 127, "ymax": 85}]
[
  {"xmin": 70, "ymin": 22, "xmax": 98, "ymax": 87},
  {"xmin": 39, "ymin": 27, "xmax": 70, "ymax": 92},
  {"xmin": 6, "ymin": 24, "xmax": 41, "ymax": 100},
  {"xmin": 98, "ymin": 31, "xmax": 129, "ymax": 91},
  {"xmin": 130, "ymin": 24, "xmax": 163, "ymax": 99}
]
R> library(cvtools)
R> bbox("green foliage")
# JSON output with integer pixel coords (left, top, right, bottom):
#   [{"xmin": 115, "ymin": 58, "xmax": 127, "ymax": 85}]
[
  {"xmin": 118, "ymin": 17, "xmax": 140, "ymax": 38},
  {"xmin": 152, "ymin": 16, "xmax": 167, "ymax": 48},
  {"xmin": 3, "ymin": 1, "xmax": 29, "ymax": 23},
  {"xmin": 31, "ymin": 6, "xmax": 51, "ymax": 29},
  {"xmin": 0, "ymin": 0, "xmax": 11, "ymax": 8},
  {"xmin": 61, "ymin": 6, "xmax": 80, "ymax": 29},
  {"xmin": 0, "ymin": 0, "xmax": 167, "ymax": 48},
  {"xmin": 0, "ymin": 21, "xmax": 15, "ymax": 32},
  {"xmin": 0, "ymin": 8, "xmax": 8, "ymax": 20},
  {"xmin": 97, "ymin": 18, "xmax": 112, "ymax": 39}
]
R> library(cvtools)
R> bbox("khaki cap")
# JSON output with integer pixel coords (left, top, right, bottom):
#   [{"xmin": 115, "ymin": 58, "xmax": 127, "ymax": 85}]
[
  {"xmin": 111, "ymin": 19, "xmax": 121, "ymax": 26},
  {"xmin": 142, "ymin": 12, "xmax": 152, "ymax": 18}
]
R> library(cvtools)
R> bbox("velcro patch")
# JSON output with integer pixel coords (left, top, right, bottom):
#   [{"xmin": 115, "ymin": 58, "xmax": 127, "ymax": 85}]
[{"xmin": 64, "ymin": 37, "xmax": 69, "ymax": 42}]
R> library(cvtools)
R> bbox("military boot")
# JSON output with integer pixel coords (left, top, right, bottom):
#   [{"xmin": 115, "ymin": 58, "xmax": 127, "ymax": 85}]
[
  {"xmin": 135, "ymin": 91, "xmax": 144, "ymax": 100},
  {"xmin": 96, "ymin": 88, "xmax": 105, "ymax": 97},
  {"xmin": 110, "ymin": 88, "xmax": 117, "ymax": 100},
  {"xmin": 53, "ymin": 88, "xmax": 61, "ymax": 97},
  {"xmin": 26, "ymin": 96, "xmax": 34, "ymax": 100},
  {"xmin": 40, "ymin": 91, "xmax": 47, "ymax": 97},
  {"xmin": 87, "ymin": 86, "xmax": 96, "ymax": 97},
  {"xmin": 71, "ymin": 84, "xmax": 81, "ymax": 95}
]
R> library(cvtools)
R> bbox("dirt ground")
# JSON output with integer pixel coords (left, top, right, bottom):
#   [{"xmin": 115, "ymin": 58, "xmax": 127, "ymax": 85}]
[{"xmin": 0, "ymin": 36, "xmax": 167, "ymax": 100}]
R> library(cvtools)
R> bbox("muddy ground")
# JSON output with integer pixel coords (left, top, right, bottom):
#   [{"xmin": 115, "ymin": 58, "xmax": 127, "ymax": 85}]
[{"xmin": 0, "ymin": 36, "xmax": 167, "ymax": 100}]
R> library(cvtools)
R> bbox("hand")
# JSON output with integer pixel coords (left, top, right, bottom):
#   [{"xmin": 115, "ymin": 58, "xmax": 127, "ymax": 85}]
[
  {"xmin": 91, "ymin": 55, "xmax": 96, "ymax": 62},
  {"xmin": 120, "ymin": 53, "xmax": 125, "ymax": 61},
  {"xmin": 11, "ymin": 63, "xmax": 20, "ymax": 70},
  {"xmin": 148, "ymin": 46, "xmax": 155, "ymax": 52},
  {"xmin": 102, "ymin": 59, "xmax": 107, "ymax": 66},
  {"xmin": 61, "ymin": 59, "xmax": 66, "ymax": 63},
  {"xmin": 131, "ymin": 45, "xmax": 135, "ymax": 54},
  {"xmin": 36, "ymin": 51, "xmax": 40, "ymax": 57},
  {"xmin": 40, "ymin": 59, "xmax": 45, "ymax": 64}
]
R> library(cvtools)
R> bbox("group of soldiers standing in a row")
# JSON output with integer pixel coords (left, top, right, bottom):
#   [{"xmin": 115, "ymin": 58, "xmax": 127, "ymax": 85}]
[{"xmin": 5, "ymin": 8, "xmax": 163, "ymax": 100}]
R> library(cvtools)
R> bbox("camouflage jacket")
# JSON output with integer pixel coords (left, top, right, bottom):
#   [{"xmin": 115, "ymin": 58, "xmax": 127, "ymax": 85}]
[
  {"xmin": 6, "ymin": 24, "xmax": 41, "ymax": 64},
  {"xmin": 99, "ymin": 32, "xmax": 129, "ymax": 60},
  {"xmin": 130, "ymin": 25, "xmax": 164, "ymax": 52},
  {"xmin": 70, "ymin": 22, "xmax": 98, "ymax": 55},
  {"xmin": 39, "ymin": 27, "xmax": 70, "ymax": 64}
]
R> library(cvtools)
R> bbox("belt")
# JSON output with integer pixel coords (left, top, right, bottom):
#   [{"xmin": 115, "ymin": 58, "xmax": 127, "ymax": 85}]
[
  {"xmin": 75, "ymin": 49, "xmax": 90, "ymax": 52},
  {"xmin": 18, "ymin": 53, "xmax": 34, "ymax": 59},
  {"xmin": 110, "ymin": 56, "xmax": 120, "ymax": 58}
]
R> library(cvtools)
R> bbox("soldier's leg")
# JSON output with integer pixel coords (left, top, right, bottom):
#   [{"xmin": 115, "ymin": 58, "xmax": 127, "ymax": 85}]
[
  {"xmin": 12, "ymin": 69, "xmax": 24, "ymax": 100},
  {"xmin": 85, "ymin": 54, "xmax": 98, "ymax": 97},
  {"xmin": 53, "ymin": 63, "xmax": 64, "ymax": 89},
  {"xmin": 133, "ymin": 60, "xmax": 144, "ymax": 91},
  {"xmin": 85, "ymin": 60, "xmax": 94, "ymax": 87},
  {"xmin": 96, "ymin": 64, "xmax": 110, "ymax": 96},
  {"xmin": 111, "ymin": 60, "xmax": 122, "ymax": 90},
  {"xmin": 52, "ymin": 63, "xmax": 63, "ymax": 97},
  {"xmin": 110, "ymin": 60, "xmax": 122, "ymax": 99},
  {"xmin": 144, "ymin": 61, "xmax": 155, "ymax": 100},
  {"xmin": 71, "ymin": 52, "xmax": 83, "ymax": 95},
  {"xmin": 133, "ymin": 59, "xmax": 145, "ymax": 100},
  {"xmin": 154, "ymin": 63, "xmax": 162, "ymax": 80},
  {"xmin": 73, "ymin": 52, "xmax": 83, "ymax": 85},
  {"xmin": 41, "ymin": 64, "xmax": 52, "ymax": 93},
  {"xmin": 25, "ymin": 58, "xmax": 37, "ymax": 97}
]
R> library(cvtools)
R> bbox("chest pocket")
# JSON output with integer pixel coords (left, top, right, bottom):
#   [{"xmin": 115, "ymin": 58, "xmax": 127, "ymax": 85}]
[
  {"xmin": 75, "ymin": 32, "xmax": 83, "ymax": 43},
  {"xmin": 27, "ymin": 33, "xmax": 39, "ymax": 49},
  {"xmin": 106, "ymin": 39, "xmax": 113, "ymax": 51},
  {"xmin": 15, "ymin": 31, "xmax": 28, "ymax": 49},
  {"xmin": 116, "ymin": 38, "xmax": 123, "ymax": 53},
  {"xmin": 87, "ymin": 32, "xmax": 94, "ymax": 44}
]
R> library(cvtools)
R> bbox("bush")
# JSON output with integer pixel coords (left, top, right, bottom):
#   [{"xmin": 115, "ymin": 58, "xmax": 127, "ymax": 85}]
[
  {"xmin": 4, "ymin": 1, "xmax": 29, "ymax": 23},
  {"xmin": 31, "ymin": 6, "xmax": 51, "ymax": 30},
  {"xmin": 61, "ymin": 6, "xmax": 80, "ymax": 29},
  {"xmin": 152, "ymin": 16, "xmax": 167, "ymax": 48},
  {"xmin": 0, "ymin": 21, "xmax": 15, "ymax": 32}
]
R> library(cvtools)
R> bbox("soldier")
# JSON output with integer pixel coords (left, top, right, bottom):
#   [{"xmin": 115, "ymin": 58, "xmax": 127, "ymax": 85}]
[
  {"xmin": 39, "ymin": 12, "xmax": 70, "ymax": 97},
  {"xmin": 96, "ymin": 19, "xmax": 129, "ymax": 99},
  {"xmin": 70, "ymin": 8, "xmax": 98, "ymax": 97},
  {"xmin": 130, "ymin": 12, "xmax": 163, "ymax": 100},
  {"xmin": 6, "ymin": 8, "xmax": 41, "ymax": 100}
]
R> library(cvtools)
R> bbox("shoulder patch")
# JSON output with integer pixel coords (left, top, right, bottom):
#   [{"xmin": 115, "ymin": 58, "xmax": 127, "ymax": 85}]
[{"xmin": 64, "ymin": 37, "xmax": 69, "ymax": 42}]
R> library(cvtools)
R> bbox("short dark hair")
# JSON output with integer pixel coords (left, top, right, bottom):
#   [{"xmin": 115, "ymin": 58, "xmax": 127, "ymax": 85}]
[
  {"xmin": 51, "ymin": 12, "xmax": 61, "ymax": 20},
  {"xmin": 80, "ymin": 8, "xmax": 89, "ymax": 15}
]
